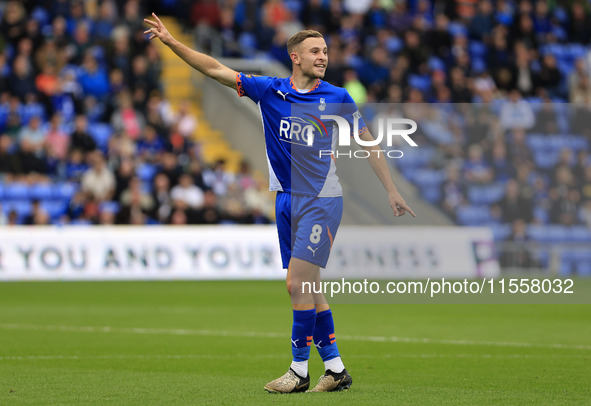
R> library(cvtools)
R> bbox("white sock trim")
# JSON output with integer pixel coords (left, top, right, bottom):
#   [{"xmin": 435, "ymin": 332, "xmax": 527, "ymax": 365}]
[
  {"xmin": 290, "ymin": 360, "xmax": 308, "ymax": 377},
  {"xmin": 324, "ymin": 356, "xmax": 345, "ymax": 373}
]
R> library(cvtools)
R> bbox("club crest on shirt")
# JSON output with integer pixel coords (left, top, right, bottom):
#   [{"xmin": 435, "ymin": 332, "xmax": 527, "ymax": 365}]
[{"xmin": 318, "ymin": 98, "xmax": 326, "ymax": 111}]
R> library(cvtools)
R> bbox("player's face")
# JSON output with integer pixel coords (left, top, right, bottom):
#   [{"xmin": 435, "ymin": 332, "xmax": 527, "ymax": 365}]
[{"xmin": 296, "ymin": 37, "xmax": 328, "ymax": 79}]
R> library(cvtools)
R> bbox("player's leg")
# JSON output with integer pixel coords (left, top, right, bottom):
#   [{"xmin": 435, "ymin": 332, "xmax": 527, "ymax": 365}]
[
  {"xmin": 264, "ymin": 258, "xmax": 317, "ymax": 393},
  {"xmin": 265, "ymin": 192, "xmax": 313, "ymax": 393}
]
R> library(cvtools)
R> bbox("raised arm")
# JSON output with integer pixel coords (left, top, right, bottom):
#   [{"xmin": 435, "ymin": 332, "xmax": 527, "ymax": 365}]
[
  {"xmin": 357, "ymin": 130, "xmax": 416, "ymax": 218},
  {"xmin": 144, "ymin": 13, "xmax": 237, "ymax": 89}
]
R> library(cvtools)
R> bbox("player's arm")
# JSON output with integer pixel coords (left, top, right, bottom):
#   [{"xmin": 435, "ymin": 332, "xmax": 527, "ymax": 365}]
[
  {"xmin": 357, "ymin": 130, "xmax": 416, "ymax": 218},
  {"xmin": 144, "ymin": 13, "xmax": 237, "ymax": 89}
]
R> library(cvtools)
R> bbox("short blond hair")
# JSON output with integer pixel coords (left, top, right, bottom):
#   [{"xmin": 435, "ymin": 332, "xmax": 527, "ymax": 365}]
[{"xmin": 287, "ymin": 30, "xmax": 324, "ymax": 54}]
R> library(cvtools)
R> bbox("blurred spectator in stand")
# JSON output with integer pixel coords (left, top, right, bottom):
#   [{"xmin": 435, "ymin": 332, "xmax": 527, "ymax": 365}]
[
  {"xmin": 358, "ymin": 47, "xmax": 390, "ymax": 87},
  {"xmin": 18, "ymin": 138, "xmax": 48, "ymax": 180},
  {"xmin": 98, "ymin": 206, "xmax": 116, "ymax": 225},
  {"xmin": 195, "ymin": 189, "xmax": 221, "ymax": 224},
  {"xmin": 568, "ymin": 58, "xmax": 591, "ymax": 103},
  {"xmin": 0, "ymin": 1, "xmax": 27, "ymax": 45},
  {"xmin": 152, "ymin": 172, "xmax": 172, "ymax": 223},
  {"xmin": 499, "ymin": 89, "xmax": 534, "ymax": 130},
  {"xmin": 120, "ymin": 176, "xmax": 154, "ymax": 213},
  {"xmin": 490, "ymin": 140, "xmax": 513, "ymax": 182},
  {"xmin": 501, "ymin": 219, "xmax": 537, "ymax": 269},
  {"xmin": 570, "ymin": 76, "xmax": 591, "ymax": 105},
  {"xmin": 111, "ymin": 91, "xmax": 145, "ymax": 140},
  {"xmin": 343, "ymin": 68, "xmax": 367, "ymax": 105},
  {"xmin": 81, "ymin": 151, "xmax": 115, "ymax": 202},
  {"xmin": 580, "ymin": 200, "xmax": 591, "ymax": 228},
  {"xmin": 137, "ymin": 125, "xmax": 165, "ymax": 162},
  {"xmin": 532, "ymin": 94, "xmax": 559, "ymax": 134},
  {"xmin": 77, "ymin": 53, "xmax": 110, "ymax": 101},
  {"xmin": 175, "ymin": 100, "xmax": 197, "ymax": 139},
  {"xmin": 171, "ymin": 173, "xmax": 205, "ymax": 210},
  {"xmin": 440, "ymin": 164, "xmax": 465, "ymax": 221},
  {"xmin": 188, "ymin": 159, "xmax": 207, "ymax": 190},
  {"xmin": 567, "ymin": 1, "xmax": 591, "ymax": 44},
  {"xmin": 158, "ymin": 152, "xmax": 182, "ymax": 187},
  {"xmin": 63, "ymin": 148, "xmax": 88, "ymax": 182},
  {"xmin": 463, "ymin": 144, "xmax": 494, "ymax": 184},
  {"xmin": 113, "ymin": 158, "xmax": 135, "ymax": 201},
  {"xmin": 0, "ymin": 135, "xmax": 21, "ymax": 179},
  {"xmin": 448, "ymin": 67, "xmax": 472, "ymax": 103},
  {"xmin": 24, "ymin": 199, "xmax": 47, "ymax": 225},
  {"xmin": 203, "ymin": 159, "xmax": 234, "ymax": 196},
  {"xmin": 7, "ymin": 55, "xmax": 37, "ymax": 102},
  {"xmin": 507, "ymin": 127, "xmax": 533, "ymax": 165},
  {"xmin": 497, "ymin": 179, "xmax": 533, "ymax": 223},
  {"xmin": 169, "ymin": 208, "xmax": 188, "ymax": 225},
  {"xmin": 44, "ymin": 113, "xmax": 69, "ymax": 161},
  {"xmin": 549, "ymin": 187, "xmax": 580, "ymax": 226},
  {"xmin": 535, "ymin": 53, "xmax": 561, "ymax": 98},
  {"xmin": 69, "ymin": 115, "xmax": 96, "ymax": 154},
  {"xmin": 469, "ymin": 0, "xmax": 495, "ymax": 42}
]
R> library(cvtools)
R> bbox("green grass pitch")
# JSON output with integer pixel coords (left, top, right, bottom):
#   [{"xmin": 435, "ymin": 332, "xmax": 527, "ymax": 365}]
[{"xmin": 0, "ymin": 281, "xmax": 590, "ymax": 405}]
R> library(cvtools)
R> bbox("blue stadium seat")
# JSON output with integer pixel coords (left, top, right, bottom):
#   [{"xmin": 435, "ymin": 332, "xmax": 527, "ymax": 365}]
[
  {"xmin": 70, "ymin": 219, "xmax": 93, "ymax": 226},
  {"xmin": 469, "ymin": 41, "xmax": 487, "ymax": 58},
  {"xmin": 29, "ymin": 183, "xmax": 54, "ymax": 201},
  {"xmin": 52, "ymin": 182, "xmax": 79, "ymax": 201},
  {"xmin": 99, "ymin": 201, "xmax": 120, "ymax": 214},
  {"xmin": 569, "ymin": 226, "xmax": 591, "ymax": 242},
  {"xmin": 421, "ymin": 188, "xmax": 441, "ymax": 203},
  {"xmin": 533, "ymin": 206, "xmax": 549, "ymax": 224},
  {"xmin": 3, "ymin": 200, "xmax": 33, "ymax": 218},
  {"xmin": 408, "ymin": 74, "xmax": 431, "ymax": 93},
  {"xmin": 456, "ymin": 205, "xmax": 492, "ymax": 226},
  {"xmin": 448, "ymin": 22, "xmax": 467, "ymax": 37},
  {"xmin": 136, "ymin": 163, "xmax": 158, "ymax": 183},
  {"xmin": 533, "ymin": 150, "xmax": 560, "ymax": 169},
  {"xmin": 489, "ymin": 223, "xmax": 512, "ymax": 241},
  {"xmin": 527, "ymin": 225, "xmax": 569, "ymax": 242},
  {"xmin": 413, "ymin": 169, "xmax": 446, "ymax": 188},
  {"xmin": 41, "ymin": 201, "xmax": 67, "ymax": 219},
  {"xmin": 4, "ymin": 183, "xmax": 29, "ymax": 200},
  {"xmin": 428, "ymin": 56, "xmax": 445, "ymax": 71},
  {"xmin": 468, "ymin": 183, "xmax": 506, "ymax": 205},
  {"xmin": 88, "ymin": 123, "xmax": 113, "ymax": 151},
  {"xmin": 526, "ymin": 134, "xmax": 545, "ymax": 151}
]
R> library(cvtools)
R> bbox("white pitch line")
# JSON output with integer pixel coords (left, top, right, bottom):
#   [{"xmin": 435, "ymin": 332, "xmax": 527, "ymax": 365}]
[
  {"xmin": 0, "ymin": 353, "xmax": 583, "ymax": 362},
  {"xmin": 0, "ymin": 323, "xmax": 590, "ymax": 351}
]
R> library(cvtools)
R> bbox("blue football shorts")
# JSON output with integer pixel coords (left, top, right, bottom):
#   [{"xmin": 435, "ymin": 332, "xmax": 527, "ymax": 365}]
[{"xmin": 275, "ymin": 191, "xmax": 343, "ymax": 269}]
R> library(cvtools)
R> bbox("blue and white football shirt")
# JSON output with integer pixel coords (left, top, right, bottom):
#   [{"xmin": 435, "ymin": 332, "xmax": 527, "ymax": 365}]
[{"xmin": 236, "ymin": 73, "xmax": 366, "ymax": 197}]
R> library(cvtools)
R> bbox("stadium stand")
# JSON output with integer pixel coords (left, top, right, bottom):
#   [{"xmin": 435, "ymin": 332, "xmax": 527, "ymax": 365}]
[{"xmin": 0, "ymin": 0, "xmax": 273, "ymax": 226}]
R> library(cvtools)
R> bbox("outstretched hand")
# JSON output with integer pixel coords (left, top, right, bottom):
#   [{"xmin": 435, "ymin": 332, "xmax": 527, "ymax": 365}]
[
  {"xmin": 144, "ymin": 13, "xmax": 174, "ymax": 45},
  {"xmin": 389, "ymin": 192, "xmax": 416, "ymax": 218}
]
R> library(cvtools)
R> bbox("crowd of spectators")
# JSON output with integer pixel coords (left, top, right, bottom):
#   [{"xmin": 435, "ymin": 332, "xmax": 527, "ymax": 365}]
[
  {"xmin": 1, "ymin": 0, "xmax": 591, "ymax": 237},
  {"xmin": 184, "ymin": 0, "xmax": 591, "ymax": 236},
  {"xmin": 0, "ymin": 0, "xmax": 273, "ymax": 226}
]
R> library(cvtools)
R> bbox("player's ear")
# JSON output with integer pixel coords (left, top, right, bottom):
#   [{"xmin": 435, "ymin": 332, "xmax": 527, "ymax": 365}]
[{"xmin": 290, "ymin": 50, "xmax": 300, "ymax": 65}]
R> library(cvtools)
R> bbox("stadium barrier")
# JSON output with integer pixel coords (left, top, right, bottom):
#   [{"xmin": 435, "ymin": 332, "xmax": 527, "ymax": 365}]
[{"xmin": 0, "ymin": 226, "xmax": 498, "ymax": 281}]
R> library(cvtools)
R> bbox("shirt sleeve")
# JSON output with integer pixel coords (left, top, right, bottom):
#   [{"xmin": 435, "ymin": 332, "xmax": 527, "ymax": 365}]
[
  {"xmin": 236, "ymin": 72, "xmax": 273, "ymax": 104},
  {"xmin": 340, "ymin": 89, "xmax": 368, "ymax": 136}
]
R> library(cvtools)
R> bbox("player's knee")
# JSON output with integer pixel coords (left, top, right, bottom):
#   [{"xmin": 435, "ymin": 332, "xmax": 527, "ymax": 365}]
[{"xmin": 285, "ymin": 277, "xmax": 292, "ymax": 296}]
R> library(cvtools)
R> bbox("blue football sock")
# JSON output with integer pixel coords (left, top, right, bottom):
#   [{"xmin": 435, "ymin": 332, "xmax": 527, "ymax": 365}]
[
  {"xmin": 313, "ymin": 309, "xmax": 340, "ymax": 362},
  {"xmin": 291, "ymin": 309, "xmax": 316, "ymax": 363}
]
